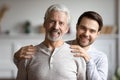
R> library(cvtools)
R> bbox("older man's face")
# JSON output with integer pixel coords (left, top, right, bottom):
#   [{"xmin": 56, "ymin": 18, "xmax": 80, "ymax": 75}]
[{"xmin": 44, "ymin": 10, "xmax": 68, "ymax": 41}]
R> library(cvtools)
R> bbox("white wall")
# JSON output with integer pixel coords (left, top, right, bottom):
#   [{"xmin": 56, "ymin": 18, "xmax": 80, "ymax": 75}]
[
  {"xmin": 0, "ymin": 0, "xmax": 118, "ymax": 79},
  {"xmin": 0, "ymin": 0, "xmax": 116, "ymax": 35}
]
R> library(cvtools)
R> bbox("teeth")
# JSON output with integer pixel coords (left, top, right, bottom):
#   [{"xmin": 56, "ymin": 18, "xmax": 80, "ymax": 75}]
[
  {"xmin": 51, "ymin": 31, "xmax": 59, "ymax": 35},
  {"xmin": 53, "ymin": 31, "xmax": 60, "ymax": 34}
]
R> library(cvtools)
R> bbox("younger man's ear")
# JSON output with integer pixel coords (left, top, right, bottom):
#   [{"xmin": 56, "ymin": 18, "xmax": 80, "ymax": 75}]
[{"xmin": 97, "ymin": 31, "xmax": 101, "ymax": 37}]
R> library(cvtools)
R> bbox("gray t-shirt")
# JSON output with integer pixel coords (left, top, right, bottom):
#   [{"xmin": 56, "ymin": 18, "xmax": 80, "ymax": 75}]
[{"xmin": 15, "ymin": 42, "xmax": 86, "ymax": 80}]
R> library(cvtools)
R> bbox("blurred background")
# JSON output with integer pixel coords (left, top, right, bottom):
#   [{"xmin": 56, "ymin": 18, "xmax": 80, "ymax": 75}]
[{"xmin": 0, "ymin": 0, "xmax": 119, "ymax": 80}]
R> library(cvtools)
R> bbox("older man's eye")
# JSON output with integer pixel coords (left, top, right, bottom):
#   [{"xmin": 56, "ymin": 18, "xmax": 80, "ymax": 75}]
[
  {"xmin": 59, "ymin": 22, "xmax": 64, "ymax": 26},
  {"xmin": 49, "ymin": 20, "xmax": 54, "ymax": 23}
]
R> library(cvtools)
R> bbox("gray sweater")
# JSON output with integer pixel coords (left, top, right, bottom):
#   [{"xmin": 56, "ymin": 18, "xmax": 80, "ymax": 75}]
[{"xmin": 14, "ymin": 42, "xmax": 86, "ymax": 80}]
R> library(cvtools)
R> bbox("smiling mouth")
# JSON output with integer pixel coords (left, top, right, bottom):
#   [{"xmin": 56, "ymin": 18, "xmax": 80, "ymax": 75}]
[
  {"xmin": 51, "ymin": 30, "xmax": 60, "ymax": 37},
  {"xmin": 80, "ymin": 37, "xmax": 89, "ymax": 42}
]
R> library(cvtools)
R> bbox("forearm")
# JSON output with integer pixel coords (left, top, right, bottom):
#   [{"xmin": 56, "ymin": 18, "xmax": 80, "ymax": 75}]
[{"xmin": 15, "ymin": 59, "xmax": 28, "ymax": 80}]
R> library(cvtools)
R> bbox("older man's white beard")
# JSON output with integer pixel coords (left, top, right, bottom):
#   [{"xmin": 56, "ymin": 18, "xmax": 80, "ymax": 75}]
[{"xmin": 47, "ymin": 34, "xmax": 63, "ymax": 41}]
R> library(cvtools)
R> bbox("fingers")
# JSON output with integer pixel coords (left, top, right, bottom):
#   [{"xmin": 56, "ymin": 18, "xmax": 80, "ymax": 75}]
[
  {"xmin": 70, "ymin": 45, "xmax": 84, "ymax": 57},
  {"xmin": 73, "ymin": 53, "xmax": 82, "ymax": 57},
  {"xmin": 71, "ymin": 49, "xmax": 81, "ymax": 53},
  {"xmin": 70, "ymin": 45, "xmax": 82, "ymax": 53},
  {"xmin": 70, "ymin": 45, "xmax": 91, "ymax": 62},
  {"xmin": 21, "ymin": 45, "xmax": 37, "ymax": 55},
  {"xmin": 16, "ymin": 45, "xmax": 37, "ymax": 60},
  {"xmin": 19, "ymin": 52, "xmax": 33, "ymax": 59},
  {"xmin": 70, "ymin": 45, "xmax": 83, "ymax": 52},
  {"xmin": 70, "ymin": 45, "xmax": 80, "ymax": 49}
]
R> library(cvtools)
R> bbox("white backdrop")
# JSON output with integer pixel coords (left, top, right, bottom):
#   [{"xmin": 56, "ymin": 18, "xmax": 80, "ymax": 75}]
[{"xmin": 0, "ymin": 0, "xmax": 116, "ymax": 35}]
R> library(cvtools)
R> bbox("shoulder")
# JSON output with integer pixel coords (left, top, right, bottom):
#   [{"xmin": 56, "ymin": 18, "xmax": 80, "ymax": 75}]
[
  {"xmin": 87, "ymin": 47, "xmax": 108, "ymax": 68},
  {"xmin": 88, "ymin": 47, "xmax": 108, "ymax": 60},
  {"xmin": 66, "ymin": 40, "xmax": 74, "ymax": 45},
  {"xmin": 62, "ymin": 42, "xmax": 71, "ymax": 48},
  {"xmin": 89, "ymin": 47, "xmax": 107, "ymax": 55},
  {"xmin": 35, "ymin": 42, "xmax": 44, "ymax": 48},
  {"xmin": 89, "ymin": 48, "xmax": 108, "ymax": 67}
]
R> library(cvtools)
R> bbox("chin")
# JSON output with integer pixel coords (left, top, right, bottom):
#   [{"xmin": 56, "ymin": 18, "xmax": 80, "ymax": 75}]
[
  {"xmin": 80, "ymin": 43, "xmax": 89, "ymax": 47},
  {"xmin": 48, "ymin": 36, "xmax": 62, "ymax": 41}
]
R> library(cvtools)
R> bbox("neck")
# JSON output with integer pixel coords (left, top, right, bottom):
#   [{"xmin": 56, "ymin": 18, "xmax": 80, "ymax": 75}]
[
  {"xmin": 83, "ymin": 46, "xmax": 90, "ymax": 51},
  {"xmin": 43, "ymin": 39, "xmax": 64, "ymax": 52}
]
